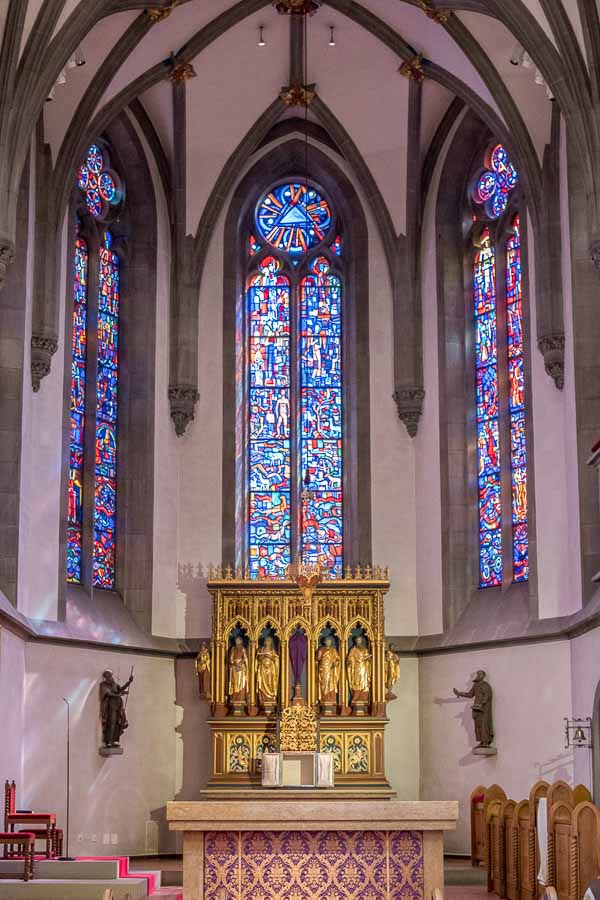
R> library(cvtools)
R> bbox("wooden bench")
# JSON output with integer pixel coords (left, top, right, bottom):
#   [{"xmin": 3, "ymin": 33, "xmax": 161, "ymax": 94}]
[
  {"xmin": 471, "ymin": 783, "xmax": 507, "ymax": 867},
  {"xmin": 4, "ymin": 779, "xmax": 58, "ymax": 859},
  {"xmin": 0, "ymin": 831, "xmax": 35, "ymax": 880}
]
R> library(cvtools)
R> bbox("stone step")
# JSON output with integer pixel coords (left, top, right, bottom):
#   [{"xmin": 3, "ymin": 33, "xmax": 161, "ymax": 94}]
[
  {"xmin": 0, "ymin": 878, "xmax": 147, "ymax": 900},
  {"xmin": 0, "ymin": 860, "xmax": 121, "ymax": 880}
]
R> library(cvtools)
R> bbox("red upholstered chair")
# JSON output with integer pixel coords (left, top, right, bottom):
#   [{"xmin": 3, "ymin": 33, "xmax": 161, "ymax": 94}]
[
  {"xmin": 0, "ymin": 831, "xmax": 35, "ymax": 879},
  {"xmin": 4, "ymin": 780, "xmax": 58, "ymax": 859}
]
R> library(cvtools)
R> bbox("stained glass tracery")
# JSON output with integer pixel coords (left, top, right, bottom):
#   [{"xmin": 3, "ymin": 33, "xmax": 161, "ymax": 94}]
[
  {"xmin": 474, "ymin": 228, "xmax": 502, "ymax": 587},
  {"xmin": 67, "ymin": 218, "xmax": 88, "ymax": 583},
  {"xmin": 474, "ymin": 144, "xmax": 518, "ymax": 220},
  {"xmin": 256, "ymin": 183, "xmax": 332, "ymax": 256},
  {"xmin": 77, "ymin": 144, "xmax": 122, "ymax": 220},
  {"xmin": 93, "ymin": 230, "xmax": 119, "ymax": 589}
]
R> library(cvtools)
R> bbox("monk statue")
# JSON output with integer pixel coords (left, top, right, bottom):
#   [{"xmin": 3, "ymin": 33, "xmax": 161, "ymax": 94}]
[
  {"xmin": 317, "ymin": 636, "xmax": 340, "ymax": 711},
  {"xmin": 347, "ymin": 635, "xmax": 371, "ymax": 712},
  {"xmin": 195, "ymin": 642, "xmax": 211, "ymax": 699},
  {"xmin": 385, "ymin": 643, "xmax": 401, "ymax": 700},
  {"xmin": 99, "ymin": 669, "xmax": 133, "ymax": 751},
  {"xmin": 453, "ymin": 670, "xmax": 495, "ymax": 750},
  {"xmin": 228, "ymin": 636, "xmax": 249, "ymax": 713},
  {"xmin": 256, "ymin": 636, "xmax": 279, "ymax": 713}
]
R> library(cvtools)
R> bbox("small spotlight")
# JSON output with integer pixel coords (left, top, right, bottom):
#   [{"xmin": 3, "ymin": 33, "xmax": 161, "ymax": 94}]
[
  {"xmin": 46, "ymin": 87, "xmax": 55, "ymax": 102},
  {"xmin": 258, "ymin": 25, "xmax": 266, "ymax": 47},
  {"xmin": 56, "ymin": 68, "xmax": 67, "ymax": 85},
  {"xmin": 534, "ymin": 68, "xmax": 545, "ymax": 86},
  {"xmin": 509, "ymin": 43, "xmax": 524, "ymax": 66},
  {"xmin": 74, "ymin": 46, "xmax": 86, "ymax": 67},
  {"xmin": 328, "ymin": 26, "xmax": 336, "ymax": 47},
  {"xmin": 522, "ymin": 51, "xmax": 533, "ymax": 69}
]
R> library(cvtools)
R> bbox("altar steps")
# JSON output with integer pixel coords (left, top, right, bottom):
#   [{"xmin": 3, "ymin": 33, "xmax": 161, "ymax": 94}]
[{"xmin": 0, "ymin": 878, "xmax": 148, "ymax": 899}]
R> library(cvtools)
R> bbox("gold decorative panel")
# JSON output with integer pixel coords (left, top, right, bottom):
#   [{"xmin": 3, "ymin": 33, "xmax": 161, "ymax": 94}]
[
  {"xmin": 227, "ymin": 734, "xmax": 251, "ymax": 773},
  {"xmin": 320, "ymin": 734, "xmax": 343, "ymax": 772},
  {"xmin": 346, "ymin": 734, "xmax": 370, "ymax": 773}
]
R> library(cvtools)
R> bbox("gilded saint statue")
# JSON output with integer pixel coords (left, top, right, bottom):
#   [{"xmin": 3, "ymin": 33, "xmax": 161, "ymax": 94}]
[
  {"xmin": 228, "ymin": 636, "xmax": 249, "ymax": 713},
  {"xmin": 317, "ymin": 636, "xmax": 340, "ymax": 712},
  {"xmin": 453, "ymin": 670, "xmax": 495, "ymax": 752},
  {"xmin": 195, "ymin": 642, "xmax": 211, "ymax": 699},
  {"xmin": 347, "ymin": 635, "xmax": 371, "ymax": 713},
  {"xmin": 256, "ymin": 635, "xmax": 279, "ymax": 713},
  {"xmin": 385, "ymin": 644, "xmax": 401, "ymax": 700}
]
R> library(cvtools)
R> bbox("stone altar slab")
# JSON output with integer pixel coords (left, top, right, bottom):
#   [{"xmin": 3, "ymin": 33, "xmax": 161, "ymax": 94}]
[{"xmin": 168, "ymin": 799, "xmax": 458, "ymax": 899}]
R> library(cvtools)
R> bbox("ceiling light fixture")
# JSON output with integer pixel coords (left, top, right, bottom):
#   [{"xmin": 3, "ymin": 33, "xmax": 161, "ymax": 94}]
[
  {"xmin": 258, "ymin": 25, "xmax": 266, "ymax": 47},
  {"xmin": 56, "ymin": 69, "xmax": 67, "ymax": 85},
  {"xmin": 328, "ymin": 25, "xmax": 336, "ymax": 46},
  {"xmin": 74, "ymin": 46, "xmax": 86, "ymax": 67},
  {"xmin": 509, "ymin": 43, "xmax": 524, "ymax": 66}
]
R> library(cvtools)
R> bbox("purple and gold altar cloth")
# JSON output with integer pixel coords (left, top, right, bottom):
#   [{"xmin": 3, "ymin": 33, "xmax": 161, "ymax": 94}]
[{"xmin": 204, "ymin": 829, "xmax": 424, "ymax": 899}]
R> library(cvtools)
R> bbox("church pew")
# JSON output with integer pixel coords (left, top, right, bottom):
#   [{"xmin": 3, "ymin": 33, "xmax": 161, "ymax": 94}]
[
  {"xmin": 487, "ymin": 798, "xmax": 517, "ymax": 898},
  {"xmin": 516, "ymin": 798, "xmax": 538, "ymax": 900},
  {"xmin": 570, "ymin": 801, "xmax": 600, "ymax": 900},
  {"xmin": 471, "ymin": 783, "xmax": 507, "ymax": 867},
  {"xmin": 547, "ymin": 800, "xmax": 574, "ymax": 900}
]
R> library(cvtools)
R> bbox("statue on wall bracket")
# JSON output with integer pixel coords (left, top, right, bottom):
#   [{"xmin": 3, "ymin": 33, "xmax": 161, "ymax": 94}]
[
  {"xmin": 453, "ymin": 670, "xmax": 496, "ymax": 756},
  {"xmin": 99, "ymin": 669, "xmax": 134, "ymax": 756}
]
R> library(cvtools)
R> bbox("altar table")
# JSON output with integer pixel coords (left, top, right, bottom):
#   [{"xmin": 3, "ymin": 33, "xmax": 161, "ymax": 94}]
[{"xmin": 167, "ymin": 799, "xmax": 458, "ymax": 899}]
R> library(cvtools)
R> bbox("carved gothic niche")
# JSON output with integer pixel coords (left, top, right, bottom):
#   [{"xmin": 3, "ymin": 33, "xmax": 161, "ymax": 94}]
[
  {"xmin": 537, "ymin": 334, "xmax": 565, "ymax": 390},
  {"xmin": 393, "ymin": 387, "xmax": 426, "ymax": 438},
  {"xmin": 168, "ymin": 385, "xmax": 200, "ymax": 436}
]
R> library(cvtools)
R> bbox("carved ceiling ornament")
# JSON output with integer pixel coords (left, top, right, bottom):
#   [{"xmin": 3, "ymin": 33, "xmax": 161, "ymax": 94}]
[
  {"xmin": 279, "ymin": 82, "xmax": 317, "ymax": 108},
  {"xmin": 537, "ymin": 333, "xmax": 565, "ymax": 390},
  {"xmin": 0, "ymin": 242, "xmax": 15, "ymax": 292},
  {"xmin": 272, "ymin": 0, "xmax": 321, "ymax": 14},
  {"xmin": 393, "ymin": 386, "xmax": 426, "ymax": 437},
  {"xmin": 168, "ymin": 60, "xmax": 197, "ymax": 83},
  {"xmin": 31, "ymin": 334, "xmax": 58, "ymax": 392},
  {"xmin": 417, "ymin": 0, "xmax": 450, "ymax": 24},
  {"xmin": 168, "ymin": 385, "xmax": 200, "ymax": 436},
  {"xmin": 399, "ymin": 55, "xmax": 426, "ymax": 83},
  {"xmin": 590, "ymin": 237, "xmax": 600, "ymax": 272},
  {"xmin": 145, "ymin": 5, "xmax": 175, "ymax": 23}
]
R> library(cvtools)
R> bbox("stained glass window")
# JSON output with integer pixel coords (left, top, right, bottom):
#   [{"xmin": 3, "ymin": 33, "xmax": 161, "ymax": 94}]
[
  {"xmin": 301, "ymin": 257, "xmax": 343, "ymax": 576},
  {"xmin": 255, "ymin": 183, "xmax": 332, "ymax": 257},
  {"xmin": 506, "ymin": 215, "xmax": 528, "ymax": 581},
  {"xmin": 77, "ymin": 144, "xmax": 122, "ymax": 220},
  {"xmin": 246, "ymin": 185, "xmax": 342, "ymax": 578},
  {"xmin": 67, "ymin": 218, "xmax": 88, "ymax": 583},
  {"xmin": 93, "ymin": 230, "xmax": 119, "ymax": 589},
  {"xmin": 474, "ymin": 228, "xmax": 502, "ymax": 588},
  {"xmin": 247, "ymin": 256, "xmax": 291, "ymax": 578},
  {"xmin": 475, "ymin": 144, "xmax": 518, "ymax": 220}
]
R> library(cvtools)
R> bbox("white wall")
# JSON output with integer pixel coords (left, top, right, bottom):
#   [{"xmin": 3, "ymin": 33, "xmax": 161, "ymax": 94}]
[
  {"xmin": 0, "ymin": 627, "xmax": 26, "ymax": 786},
  {"xmin": 22, "ymin": 643, "xmax": 178, "ymax": 856},
  {"xmin": 419, "ymin": 641, "xmax": 573, "ymax": 854},
  {"xmin": 385, "ymin": 656, "xmax": 420, "ymax": 799},
  {"xmin": 569, "ymin": 627, "xmax": 600, "ymax": 792}
]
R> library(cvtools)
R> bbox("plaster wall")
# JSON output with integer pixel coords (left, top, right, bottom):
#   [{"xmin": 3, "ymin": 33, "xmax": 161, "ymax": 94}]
[
  {"xmin": 0, "ymin": 627, "xmax": 25, "ymax": 786},
  {"xmin": 385, "ymin": 656, "xmax": 420, "ymax": 799},
  {"xmin": 569, "ymin": 626, "xmax": 600, "ymax": 792},
  {"xmin": 22, "ymin": 642, "xmax": 178, "ymax": 857},
  {"xmin": 419, "ymin": 640, "xmax": 573, "ymax": 854}
]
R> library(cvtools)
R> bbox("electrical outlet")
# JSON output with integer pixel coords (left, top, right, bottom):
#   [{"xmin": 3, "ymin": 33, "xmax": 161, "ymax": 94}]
[
  {"xmin": 91, "ymin": 834, "xmax": 97, "ymax": 843},
  {"xmin": 111, "ymin": 833, "xmax": 118, "ymax": 845},
  {"xmin": 77, "ymin": 834, "xmax": 83, "ymax": 842}
]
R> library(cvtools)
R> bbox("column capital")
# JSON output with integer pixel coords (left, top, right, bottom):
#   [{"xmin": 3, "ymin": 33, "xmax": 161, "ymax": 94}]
[
  {"xmin": 168, "ymin": 384, "xmax": 200, "ymax": 436},
  {"xmin": 31, "ymin": 334, "xmax": 58, "ymax": 392},
  {"xmin": 0, "ymin": 241, "xmax": 15, "ymax": 291},
  {"xmin": 393, "ymin": 386, "xmax": 426, "ymax": 438},
  {"xmin": 537, "ymin": 333, "xmax": 565, "ymax": 390}
]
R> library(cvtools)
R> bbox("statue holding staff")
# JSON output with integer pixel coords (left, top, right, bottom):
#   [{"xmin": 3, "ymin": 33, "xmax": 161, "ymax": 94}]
[
  {"xmin": 256, "ymin": 635, "xmax": 279, "ymax": 713},
  {"xmin": 347, "ymin": 635, "xmax": 371, "ymax": 706},
  {"xmin": 99, "ymin": 668, "xmax": 134, "ymax": 750},
  {"xmin": 228, "ymin": 636, "xmax": 249, "ymax": 711},
  {"xmin": 195, "ymin": 642, "xmax": 211, "ymax": 699},
  {"xmin": 317, "ymin": 636, "xmax": 340, "ymax": 707}
]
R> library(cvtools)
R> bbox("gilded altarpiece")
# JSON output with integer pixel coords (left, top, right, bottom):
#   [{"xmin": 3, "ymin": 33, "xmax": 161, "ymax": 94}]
[{"xmin": 204, "ymin": 571, "xmax": 395, "ymax": 791}]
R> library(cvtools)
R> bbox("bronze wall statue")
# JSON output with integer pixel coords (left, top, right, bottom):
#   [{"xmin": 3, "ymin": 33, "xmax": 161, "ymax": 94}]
[
  {"xmin": 99, "ymin": 669, "xmax": 134, "ymax": 756},
  {"xmin": 453, "ymin": 670, "xmax": 495, "ymax": 754}
]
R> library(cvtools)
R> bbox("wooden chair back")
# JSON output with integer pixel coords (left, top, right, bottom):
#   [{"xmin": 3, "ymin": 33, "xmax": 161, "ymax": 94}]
[
  {"xmin": 547, "ymin": 800, "xmax": 573, "ymax": 900},
  {"xmin": 3, "ymin": 781, "xmax": 15, "ymax": 829},
  {"xmin": 573, "ymin": 784, "xmax": 592, "ymax": 806},
  {"xmin": 487, "ymin": 798, "xmax": 506, "ymax": 896},
  {"xmin": 515, "ymin": 799, "xmax": 537, "ymax": 900},
  {"xmin": 547, "ymin": 781, "xmax": 574, "ymax": 810},
  {"xmin": 471, "ymin": 784, "xmax": 507, "ymax": 867},
  {"xmin": 502, "ymin": 800, "xmax": 518, "ymax": 900},
  {"xmin": 571, "ymin": 801, "xmax": 600, "ymax": 900}
]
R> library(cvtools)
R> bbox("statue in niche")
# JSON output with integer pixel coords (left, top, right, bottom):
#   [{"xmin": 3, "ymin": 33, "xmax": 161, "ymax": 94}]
[
  {"xmin": 228, "ymin": 636, "xmax": 249, "ymax": 714},
  {"xmin": 256, "ymin": 635, "xmax": 279, "ymax": 714},
  {"xmin": 453, "ymin": 670, "xmax": 496, "ymax": 753},
  {"xmin": 99, "ymin": 669, "xmax": 134, "ymax": 755},
  {"xmin": 195, "ymin": 642, "xmax": 211, "ymax": 699},
  {"xmin": 347, "ymin": 635, "xmax": 371, "ymax": 713},
  {"xmin": 385, "ymin": 644, "xmax": 401, "ymax": 700},
  {"xmin": 317, "ymin": 636, "xmax": 340, "ymax": 713}
]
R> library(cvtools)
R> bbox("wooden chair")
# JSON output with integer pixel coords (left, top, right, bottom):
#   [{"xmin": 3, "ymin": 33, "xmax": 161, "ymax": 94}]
[
  {"xmin": 570, "ymin": 801, "xmax": 600, "ymax": 900},
  {"xmin": 515, "ymin": 798, "xmax": 538, "ymax": 900},
  {"xmin": 4, "ymin": 780, "xmax": 57, "ymax": 859},
  {"xmin": 0, "ymin": 831, "xmax": 35, "ymax": 880},
  {"xmin": 547, "ymin": 800, "xmax": 573, "ymax": 900},
  {"xmin": 471, "ymin": 783, "xmax": 507, "ymax": 867},
  {"xmin": 487, "ymin": 798, "xmax": 509, "ymax": 897},
  {"xmin": 500, "ymin": 799, "xmax": 517, "ymax": 900}
]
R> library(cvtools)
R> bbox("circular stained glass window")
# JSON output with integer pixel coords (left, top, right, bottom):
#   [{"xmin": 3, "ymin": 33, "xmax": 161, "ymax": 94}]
[
  {"xmin": 99, "ymin": 172, "xmax": 116, "ymax": 203},
  {"xmin": 76, "ymin": 144, "xmax": 122, "ymax": 220},
  {"xmin": 473, "ymin": 143, "xmax": 519, "ymax": 220},
  {"xmin": 87, "ymin": 144, "xmax": 104, "ymax": 174},
  {"xmin": 255, "ymin": 183, "xmax": 332, "ymax": 256}
]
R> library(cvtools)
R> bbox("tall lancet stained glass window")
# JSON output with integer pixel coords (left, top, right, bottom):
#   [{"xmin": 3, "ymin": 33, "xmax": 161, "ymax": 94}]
[
  {"xmin": 94, "ymin": 230, "xmax": 120, "ymax": 589},
  {"xmin": 67, "ymin": 218, "xmax": 88, "ymax": 582},
  {"xmin": 472, "ymin": 144, "xmax": 528, "ymax": 587},
  {"xmin": 247, "ymin": 182, "xmax": 343, "ymax": 578}
]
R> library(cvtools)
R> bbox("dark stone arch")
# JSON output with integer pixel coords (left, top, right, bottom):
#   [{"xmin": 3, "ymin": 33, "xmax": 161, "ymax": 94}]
[
  {"xmin": 221, "ymin": 137, "xmax": 372, "ymax": 569},
  {"xmin": 435, "ymin": 109, "xmax": 538, "ymax": 627},
  {"xmin": 57, "ymin": 111, "xmax": 157, "ymax": 632}
]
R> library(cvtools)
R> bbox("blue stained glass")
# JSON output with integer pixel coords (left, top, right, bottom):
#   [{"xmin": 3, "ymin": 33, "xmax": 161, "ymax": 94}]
[
  {"xmin": 87, "ymin": 144, "xmax": 104, "ymax": 173},
  {"xmin": 250, "ymin": 440, "xmax": 290, "ymax": 491},
  {"xmin": 250, "ymin": 389, "xmax": 290, "ymax": 439},
  {"xmin": 476, "ymin": 367, "xmax": 498, "ymax": 422},
  {"xmin": 474, "ymin": 143, "xmax": 519, "ymax": 220},
  {"xmin": 506, "ymin": 215, "xmax": 528, "ymax": 581},
  {"xmin": 300, "ymin": 258, "xmax": 343, "ymax": 573},
  {"xmin": 249, "ymin": 234, "xmax": 261, "ymax": 257},
  {"xmin": 77, "ymin": 145, "xmax": 121, "ymax": 221},
  {"xmin": 301, "ymin": 388, "xmax": 342, "ymax": 439},
  {"xmin": 474, "ymin": 228, "xmax": 501, "ymax": 587},
  {"xmin": 256, "ymin": 183, "xmax": 332, "ymax": 256},
  {"xmin": 250, "ymin": 338, "xmax": 289, "ymax": 387},
  {"xmin": 93, "ymin": 231, "xmax": 119, "ymax": 589},
  {"xmin": 247, "ymin": 255, "xmax": 291, "ymax": 577},
  {"xmin": 249, "ymin": 492, "xmax": 291, "ymax": 543},
  {"xmin": 330, "ymin": 235, "xmax": 342, "ymax": 256},
  {"xmin": 477, "ymin": 420, "xmax": 500, "ymax": 476},
  {"xmin": 67, "ymin": 220, "xmax": 88, "ymax": 584}
]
